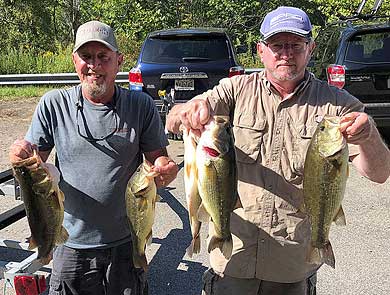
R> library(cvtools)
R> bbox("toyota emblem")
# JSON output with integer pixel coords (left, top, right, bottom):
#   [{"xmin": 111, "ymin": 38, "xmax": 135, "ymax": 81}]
[{"xmin": 179, "ymin": 66, "xmax": 189, "ymax": 73}]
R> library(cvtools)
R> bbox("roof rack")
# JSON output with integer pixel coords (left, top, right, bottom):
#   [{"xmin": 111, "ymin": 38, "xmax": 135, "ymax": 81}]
[{"xmin": 337, "ymin": 0, "xmax": 386, "ymax": 22}]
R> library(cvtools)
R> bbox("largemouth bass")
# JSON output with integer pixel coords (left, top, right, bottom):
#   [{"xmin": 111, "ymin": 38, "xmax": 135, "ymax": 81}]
[
  {"xmin": 126, "ymin": 160, "xmax": 160, "ymax": 271},
  {"xmin": 196, "ymin": 116, "xmax": 237, "ymax": 259},
  {"xmin": 303, "ymin": 115, "xmax": 348, "ymax": 268},
  {"xmin": 11, "ymin": 151, "xmax": 69, "ymax": 265},
  {"xmin": 182, "ymin": 128, "xmax": 202, "ymax": 258}
]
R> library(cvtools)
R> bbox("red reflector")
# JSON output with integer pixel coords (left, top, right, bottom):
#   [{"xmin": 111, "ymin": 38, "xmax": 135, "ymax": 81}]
[
  {"xmin": 14, "ymin": 275, "xmax": 47, "ymax": 295},
  {"xmin": 228, "ymin": 66, "xmax": 245, "ymax": 77},
  {"xmin": 326, "ymin": 64, "xmax": 345, "ymax": 89},
  {"xmin": 128, "ymin": 68, "xmax": 143, "ymax": 86}
]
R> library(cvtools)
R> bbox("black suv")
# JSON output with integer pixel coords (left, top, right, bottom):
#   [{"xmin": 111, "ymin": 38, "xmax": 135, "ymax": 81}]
[
  {"xmin": 309, "ymin": 7, "xmax": 390, "ymax": 132},
  {"xmin": 128, "ymin": 28, "xmax": 246, "ymax": 121}
]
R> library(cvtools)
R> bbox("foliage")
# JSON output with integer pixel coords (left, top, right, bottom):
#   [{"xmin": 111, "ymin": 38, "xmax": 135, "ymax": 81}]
[{"xmin": 0, "ymin": 0, "xmax": 389, "ymax": 74}]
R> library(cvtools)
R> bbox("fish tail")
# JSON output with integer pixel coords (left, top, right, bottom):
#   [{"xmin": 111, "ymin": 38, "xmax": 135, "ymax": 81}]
[
  {"xmin": 308, "ymin": 242, "xmax": 336, "ymax": 269},
  {"xmin": 38, "ymin": 252, "xmax": 53, "ymax": 265},
  {"xmin": 208, "ymin": 235, "xmax": 233, "ymax": 259},
  {"xmin": 186, "ymin": 233, "xmax": 201, "ymax": 258},
  {"xmin": 133, "ymin": 254, "xmax": 149, "ymax": 272},
  {"xmin": 321, "ymin": 242, "xmax": 336, "ymax": 268}
]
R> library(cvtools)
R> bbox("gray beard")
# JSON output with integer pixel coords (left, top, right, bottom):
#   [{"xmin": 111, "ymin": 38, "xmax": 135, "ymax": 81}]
[
  {"xmin": 269, "ymin": 68, "xmax": 299, "ymax": 81},
  {"xmin": 82, "ymin": 81, "xmax": 107, "ymax": 99}
]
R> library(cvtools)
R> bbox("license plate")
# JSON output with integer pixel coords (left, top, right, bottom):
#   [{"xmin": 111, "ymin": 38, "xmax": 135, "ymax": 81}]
[{"xmin": 175, "ymin": 79, "xmax": 194, "ymax": 91}]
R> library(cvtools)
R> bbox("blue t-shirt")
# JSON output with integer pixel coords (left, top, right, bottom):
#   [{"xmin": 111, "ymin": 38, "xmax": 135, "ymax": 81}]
[{"xmin": 26, "ymin": 85, "xmax": 169, "ymax": 248}]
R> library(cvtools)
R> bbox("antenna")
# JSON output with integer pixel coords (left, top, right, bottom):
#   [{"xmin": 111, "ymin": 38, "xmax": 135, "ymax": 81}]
[
  {"xmin": 355, "ymin": 0, "xmax": 368, "ymax": 15},
  {"xmin": 371, "ymin": 0, "xmax": 383, "ymax": 15}
]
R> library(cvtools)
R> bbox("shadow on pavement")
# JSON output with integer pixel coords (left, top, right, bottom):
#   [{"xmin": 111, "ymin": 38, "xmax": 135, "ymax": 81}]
[{"xmin": 148, "ymin": 186, "xmax": 207, "ymax": 295}]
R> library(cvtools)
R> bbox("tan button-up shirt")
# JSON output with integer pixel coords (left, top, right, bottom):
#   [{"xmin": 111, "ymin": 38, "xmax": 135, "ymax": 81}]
[{"xmin": 196, "ymin": 71, "xmax": 363, "ymax": 283}]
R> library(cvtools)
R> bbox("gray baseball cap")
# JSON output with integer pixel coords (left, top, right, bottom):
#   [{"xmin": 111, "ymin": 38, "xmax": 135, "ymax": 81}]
[
  {"xmin": 73, "ymin": 21, "xmax": 118, "ymax": 53},
  {"xmin": 260, "ymin": 6, "xmax": 312, "ymax": 40}
]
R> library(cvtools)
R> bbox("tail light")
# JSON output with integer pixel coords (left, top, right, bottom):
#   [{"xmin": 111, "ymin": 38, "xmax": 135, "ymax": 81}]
[
  {"xmin": 326, "ymin": 64, "xmax": 345, "ymax": 89},
  {"xmin": 14, "ymin": 275, "xmax": 46, "ymax": 295},
  {"xmin": 129, "ymin": 67, "xmax": 143, "ymax": 90},
  {"xmin": 228, "ymin": 66, "xmax": 245, "ymax": 77}
]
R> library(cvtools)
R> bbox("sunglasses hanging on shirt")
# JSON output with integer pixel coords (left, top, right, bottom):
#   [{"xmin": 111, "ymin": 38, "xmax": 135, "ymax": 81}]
[{"xmin": 75, "ymin": 94, "xmax": 118, "ymax": 142}]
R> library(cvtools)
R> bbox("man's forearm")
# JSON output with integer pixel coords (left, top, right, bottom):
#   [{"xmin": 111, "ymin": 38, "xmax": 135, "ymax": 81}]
[{"xmin": 352, "ymin": 127, "xmax": 390, "ymax": 183}]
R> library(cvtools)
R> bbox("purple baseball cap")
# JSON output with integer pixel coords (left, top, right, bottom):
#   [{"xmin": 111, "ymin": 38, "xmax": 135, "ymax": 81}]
[{"xmin": 260, "ymin": 6, "xmax": 312, "ymax": 40}]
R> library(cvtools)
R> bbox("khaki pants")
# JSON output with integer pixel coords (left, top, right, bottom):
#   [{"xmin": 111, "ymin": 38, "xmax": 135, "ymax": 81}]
[{"xmin": 202, "ymin": 268, "xmax": 317, "ymax": 295}]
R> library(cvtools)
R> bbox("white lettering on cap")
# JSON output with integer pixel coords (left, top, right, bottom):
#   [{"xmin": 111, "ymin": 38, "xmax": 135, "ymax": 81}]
[
  {"xmin": 80, "ymin": 27, "xmax": 109, "ymax": 36},
  {"xmin": 270, "ymin": 13, "xmax": 304, "ymax": 28}
]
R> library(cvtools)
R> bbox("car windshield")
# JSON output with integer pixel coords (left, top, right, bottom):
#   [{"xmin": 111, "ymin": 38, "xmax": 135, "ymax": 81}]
[
  {"xmin": 141, "ymin": 36, "xmax": 230, "ymax": 63},
  {"xmin": 345, "ymin": 31, "xmax": 390, "ymax": 67}
]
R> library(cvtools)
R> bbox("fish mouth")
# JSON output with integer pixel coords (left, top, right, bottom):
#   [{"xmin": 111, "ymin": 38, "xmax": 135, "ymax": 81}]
[{"xmin": 203, "ymin": 146, "xmax": 220, "ymax": 157}]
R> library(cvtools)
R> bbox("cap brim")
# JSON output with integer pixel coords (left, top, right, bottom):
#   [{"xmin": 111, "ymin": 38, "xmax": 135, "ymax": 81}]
[
  {"xmin": 263, "ymin": 28, "xmax": 311, "ymax": 40},
  {"xmin": 73, "ymin": 39, "xmax": 118, "ymax": 53}
]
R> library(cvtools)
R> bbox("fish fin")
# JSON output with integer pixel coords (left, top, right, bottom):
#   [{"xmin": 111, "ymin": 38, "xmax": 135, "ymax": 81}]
[
  {"xmin": 307, "ymin": 242, "xmax": 336, "ymax": 269},
  {"xmin": 146, "ymin": 231, "xmax": 153, "ymax": 246},
  {"xmin": 197, "ymin": 203, "xmax": 210, "ymax": 222},
  {"xmin": 39, "ymin": 252, "xmax": 53, "ymax": 265},
  {"xmin": 138, "ymin": 197, "xmax": 148, "ymax": 211},
  {"xmin": 57, "ymin": 189, "xmax": 65, "ymax": 203},
  {"xmin": 56, "ymin": 227, "xmax": 69, "ymax": 245},
  {"xmin": 186, "ymin": 233, "xmax": 201, "ymax": 258},
  {"xmin": 155, "ymin": 194, "xmax": 162, "ymax": 202},
  {"xmin": 233, "ymin": 196, "xmax": 243, "ymax": 210},
  {"xmin": 208, "ymin": 235, "xmax": 233, "ymax": 259},
  {"xmin": 27, "ymin": 236, "xmax": 37, "ymax": 250},
  {"xmin": 133, "ymin": 254, "xmax": 149, "ymax": 273},
  {"xmin": 333, "ymin": 206, "xmax": 346, "ymax": 226},
  {"xmin": 321, "ymin": 242, "xmax": 336, "ymax": 269}
]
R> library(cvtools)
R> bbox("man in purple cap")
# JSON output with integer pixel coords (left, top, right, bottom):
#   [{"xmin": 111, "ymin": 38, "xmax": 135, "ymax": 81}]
[
  {"xmin": 9, "ymin": 20, "xmax": 178, "ymax": 294},
  {"xmin": 166, "ymin": 6, "xmax": 390, "ymax": 295}
]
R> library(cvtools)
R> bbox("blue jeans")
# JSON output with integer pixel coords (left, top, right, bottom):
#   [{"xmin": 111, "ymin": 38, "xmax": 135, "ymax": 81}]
[{"xmin": 49, "ymin": 242, "xmax": 148, "ymax": 295}]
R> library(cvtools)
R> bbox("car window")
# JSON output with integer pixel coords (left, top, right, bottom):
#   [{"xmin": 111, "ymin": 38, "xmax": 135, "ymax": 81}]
[
  {"xmin": 345, "ymin": 31, "xmax": 390, "ymax": 67},
  {"xmin": 141, "ymin": 36, "xmax": 230, "ymax": 63}
]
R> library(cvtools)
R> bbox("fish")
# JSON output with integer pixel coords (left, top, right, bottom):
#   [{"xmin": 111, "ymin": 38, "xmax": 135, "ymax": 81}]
[
  {"xmin": 303, "ymin": 115, "xmax": 349, "ymax": 269},
  {"xmin": 11, "ymin": 151, "xmax": 69, "ymax": 265},
  {"xmin": 125, "ymin": 160, "xmax": 160, "ymax": 271},
  {"xmin": 195, "ymin": 116, "xmax": 237, "ymax": 259},
  {"xmin": 182, "ymin": 127, "xmax": 202, "ymax": 258}
]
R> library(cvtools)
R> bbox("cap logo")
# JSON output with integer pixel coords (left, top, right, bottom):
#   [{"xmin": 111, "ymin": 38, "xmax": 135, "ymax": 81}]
[
  {"xmin": 79, "ymin": 27, "xmax": 109, "ymax": 36},
  {"xmin": 270, "ymin": 13, "xmax": 304, "ymax": 28}
]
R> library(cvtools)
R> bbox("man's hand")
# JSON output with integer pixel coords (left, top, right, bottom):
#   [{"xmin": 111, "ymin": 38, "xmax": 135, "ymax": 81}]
[
  {"xmin": 9, "ymin": 139, "xmax": 37, "ymax": 164},
  {"xmin": 339, "ymin": 112, "xmax": 373, "ymax": 144},
  {"xmin": 166, "ymin": 98, "xmax": 211, "ymax": 137},
  {"xmin": 152, "ymin": 156, "xmax": 179, "ymax": 188}
]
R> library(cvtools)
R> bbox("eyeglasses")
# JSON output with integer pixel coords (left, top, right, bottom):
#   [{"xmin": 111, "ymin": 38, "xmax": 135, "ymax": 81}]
[
  {"xmin": 76, "ymin": 97, "xmax": 118, "ymax": 142},
  {"xmin": 261, "ymin": 40, "xmax": 309, "ymax": 54}
]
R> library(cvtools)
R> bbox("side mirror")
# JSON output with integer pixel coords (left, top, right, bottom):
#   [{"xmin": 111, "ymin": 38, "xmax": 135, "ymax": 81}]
[{"xmin": 236, "ymin": 44, "xmax": 248, "ymax": 54}]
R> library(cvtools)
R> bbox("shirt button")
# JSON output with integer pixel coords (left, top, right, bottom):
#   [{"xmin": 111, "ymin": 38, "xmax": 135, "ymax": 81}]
[
  {"xmin": 276, "ymin": 129, "xmax": 280, "ymax": 134},
  {"xmin": 272, "ymin": 156, "xmax": 277, "ymax": 161},
  {"xmin": 260, "ymin": 239, "xmax": 265, "ymax": 243}
]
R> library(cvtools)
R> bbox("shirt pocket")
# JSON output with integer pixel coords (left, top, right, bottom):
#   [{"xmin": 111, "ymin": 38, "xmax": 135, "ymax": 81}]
[
  {"xmin": 233, "ymin": 114, "xmax": 266, "ymax": 164},
  {"xmin": 292, "ymin": 124, "xmax": 318, "ymax": 175}
]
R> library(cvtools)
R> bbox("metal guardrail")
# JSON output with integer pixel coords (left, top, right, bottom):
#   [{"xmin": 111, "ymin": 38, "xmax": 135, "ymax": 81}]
[
  {"xmin": 0, "ymin": 72, "xmax": 129, "ymax": 86},
  {"xmin": 0, "ymin": 69, "xmax": 263, "ymax": 86}
]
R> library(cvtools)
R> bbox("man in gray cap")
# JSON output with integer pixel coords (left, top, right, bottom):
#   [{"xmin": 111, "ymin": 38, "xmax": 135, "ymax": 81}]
[
  {"xmin": 166, "ymin": 6, "xmax": 390, "ymax": 295},
  {"xmin": 9, "ymin": 20, "xmax": 178, "ymax": 294}
]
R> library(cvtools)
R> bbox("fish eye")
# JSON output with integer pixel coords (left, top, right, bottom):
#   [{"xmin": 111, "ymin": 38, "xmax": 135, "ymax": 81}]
[{"xmin": 319, "ymin": 126, "xmax": 325, "ymax": 131}]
